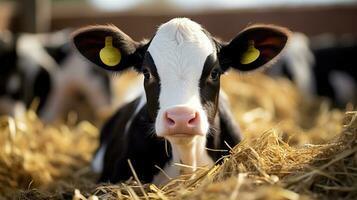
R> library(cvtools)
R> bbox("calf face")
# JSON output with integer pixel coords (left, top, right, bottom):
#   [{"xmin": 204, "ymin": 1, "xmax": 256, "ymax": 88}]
[{"xmin": 73, "ymin": 18, "xmax": 290, "ymax": 179}]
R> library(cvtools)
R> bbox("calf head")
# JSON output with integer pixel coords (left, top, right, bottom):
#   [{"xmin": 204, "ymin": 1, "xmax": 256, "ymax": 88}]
[{"xmin": 73, "ymin": 18, "xmax": 290, "ymax": 170}]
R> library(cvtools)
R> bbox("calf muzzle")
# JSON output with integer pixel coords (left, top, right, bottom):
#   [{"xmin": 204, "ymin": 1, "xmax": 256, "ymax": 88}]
[{"xmin": 163, "ymin": 106, "xmax": 203, "ymax": 137}]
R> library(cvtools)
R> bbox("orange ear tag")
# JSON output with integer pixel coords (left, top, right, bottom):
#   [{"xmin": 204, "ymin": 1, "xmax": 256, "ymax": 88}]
[
  {"xmin": 99, "ymin": 36, "xmax": 121, "ymax": 67},
  {"xmin": 240, "ymin": 40, "xmax": 260, "ymax": 65}
]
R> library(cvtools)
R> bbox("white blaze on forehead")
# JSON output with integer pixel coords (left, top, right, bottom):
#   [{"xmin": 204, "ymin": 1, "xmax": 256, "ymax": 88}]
[{"xmin": 148, "ymin": 18, "xmax": 214, "ymax": 136}]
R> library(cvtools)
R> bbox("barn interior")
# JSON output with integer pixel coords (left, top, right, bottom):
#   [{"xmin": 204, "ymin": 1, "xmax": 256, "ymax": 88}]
[{"xmin": 0, "ymin": 0, "xmax": 357, "ymax": 199}]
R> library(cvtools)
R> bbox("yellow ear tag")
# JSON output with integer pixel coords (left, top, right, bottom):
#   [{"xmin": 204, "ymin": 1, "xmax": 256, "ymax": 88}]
[
  {"xmin": 240, "ymin": 40, "xmax": 260, "ymax": 65},
  {"xmin": 99, "ymin": 36, "xmax": 121, "ymax": 67}
]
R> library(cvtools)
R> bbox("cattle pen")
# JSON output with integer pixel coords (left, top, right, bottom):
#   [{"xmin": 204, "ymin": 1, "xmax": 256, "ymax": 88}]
[{"xmin": 1, "ymin": 1, "xmax": 357, "ymax": 200}]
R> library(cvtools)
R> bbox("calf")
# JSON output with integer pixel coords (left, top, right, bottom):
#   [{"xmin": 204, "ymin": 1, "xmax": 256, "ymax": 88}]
[
  {"xmin": 0, "ymin": 30, "xmax": 112, "ymax": 123},
  {"xmin": 72, "ymin": 18, "xmax": 290, "ymax": 184},
  {"xmin": 0, "ymin": 31, "xmax": 51, "ymax": 116},
  {"xmin": 269, "ymin": 33, "xmax": 357, "ymax": 107},
  {"xmin": 37, "ymin": 32, "xmax": 113, "ymax": 123}
]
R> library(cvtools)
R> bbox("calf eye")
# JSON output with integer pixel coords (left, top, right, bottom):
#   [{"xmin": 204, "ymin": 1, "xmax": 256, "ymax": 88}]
[
  {"xmin": 210, "ymin": 69, "xmax": 220, "ymax": 81},
  {"xmin": 143, "ymin": 69, "xmax": 151, "ymax": 80}
]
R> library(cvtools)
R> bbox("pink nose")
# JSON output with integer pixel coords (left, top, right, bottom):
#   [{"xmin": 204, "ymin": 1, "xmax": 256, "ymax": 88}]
[{"xmin": 164, "ymin": 106, "xmax": 201, "ymax": 136}]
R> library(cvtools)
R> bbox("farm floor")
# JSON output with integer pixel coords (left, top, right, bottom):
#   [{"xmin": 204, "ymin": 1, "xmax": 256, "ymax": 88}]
[{"xmin": 0, "ymin": 73, "xmax": 356, "ymax": 200}]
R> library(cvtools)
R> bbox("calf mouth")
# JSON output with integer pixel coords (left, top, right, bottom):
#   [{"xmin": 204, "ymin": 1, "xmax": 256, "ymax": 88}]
[{"xmin": 162, "ymin": 132, "xmax": 205, "ymax": 145}]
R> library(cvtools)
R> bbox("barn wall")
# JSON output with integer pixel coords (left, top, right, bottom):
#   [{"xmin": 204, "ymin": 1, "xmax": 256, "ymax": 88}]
[
  {"xmin": 1, "ymin": 2, "xmax": 357, "ymax": 40},
  {"xmin": 51, "ymin": 4, "xmax": 357, "ymax": 41}
]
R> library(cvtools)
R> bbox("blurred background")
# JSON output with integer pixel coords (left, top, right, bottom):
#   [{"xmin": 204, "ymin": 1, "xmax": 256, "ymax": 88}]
[
  {"xmin": 0, "ymin": 0, "xmax": 356, "ymax": 38},
  {"xmin": 1, "ymin": 0, "xmax": 357, "ymax": 125}
]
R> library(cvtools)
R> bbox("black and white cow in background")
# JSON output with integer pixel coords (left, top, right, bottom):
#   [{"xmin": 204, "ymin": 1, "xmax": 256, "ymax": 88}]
[
  {"xmin": 0, "ymin": 30, "xmax": 112, "ymax": 123},
  {"xmin": 0, "ymin": 30, "xmax": 51, "ymax": 116},
  {"xmin": 269, "ymin": 32, "xmax": 357, "ymax": 107},
  {"xmin": 72, "ymin": 18, "xmax": 290, "ymax": 184}
]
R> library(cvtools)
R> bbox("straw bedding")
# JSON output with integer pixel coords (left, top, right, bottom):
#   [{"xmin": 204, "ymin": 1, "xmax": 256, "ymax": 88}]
[{"xmin": 0, "ymin": 72, "xmax": 356, "ymax": 200}]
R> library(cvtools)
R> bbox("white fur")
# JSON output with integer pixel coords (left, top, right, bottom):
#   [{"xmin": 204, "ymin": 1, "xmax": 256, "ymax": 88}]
[
  {"xmin": 17, "ymin": 34, "xmax": 58, "ymax": 74},
  {"xmin": 148, "ymin": 18, "xmax": 213, "ymax": 137},
  {"xmin": 148, "ymin": 18, "xmax": 215, "ymax": 183},
  {"xmin": 283, "ymin": 33, "xmax": 316, "ymax": 99},
  {"xmin": 152, "ymin": 136, "xmax": 214, "ymax": 185}
]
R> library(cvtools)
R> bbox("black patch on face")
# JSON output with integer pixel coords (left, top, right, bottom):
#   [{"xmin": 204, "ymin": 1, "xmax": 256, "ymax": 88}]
[
  {"xmin": 199, "ymin": 28, "xmax": 225, "ymax": 124},
  {"xmin": 142, "ymin": 52, "xmax": 160, "ymax": 121},
  {"xmin": 199, "ymin": 53, "xmax": 221, "ymax": 124}
]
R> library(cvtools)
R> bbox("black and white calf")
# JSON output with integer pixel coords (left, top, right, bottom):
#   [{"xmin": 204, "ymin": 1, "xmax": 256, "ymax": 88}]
[
  {"xmin": 0, "ymin": 30, "xmax": 112, "ymax": 122},
  {"xmin": 0, "ymin": 31, "xmax": 52, "ymax": 116},
  {"xmin": 269, "ymin": 33, "xmax": 357, "ymax": 107},
  {"xmin": 72, "ymin": 18, "xmax": 290, "ymax": 184}
]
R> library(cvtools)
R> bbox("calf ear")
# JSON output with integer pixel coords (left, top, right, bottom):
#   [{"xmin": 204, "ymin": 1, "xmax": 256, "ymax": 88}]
[
  {"xmin": 72, "ymin": 25, "xmax": 147, "ymax": 72},
  {"xmin": 218, "ymin": 25, "xmax": 291, "ymax": 72}
]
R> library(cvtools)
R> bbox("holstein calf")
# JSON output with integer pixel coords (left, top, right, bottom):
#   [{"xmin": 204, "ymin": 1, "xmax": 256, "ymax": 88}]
[
  {"xmin": 269, "ymin": 33, "xmax": 357, "ymax": 107},
  {"xmin": 0, "ymin": 30, "xmax": 112, "ymax": 123},
  {"xmin": 0, "ymin": 31, "xmax": 51, "ymax": 116},
  {"xmin": 72, "ymin": 18, "xmax": 290, "ymax": 184}
]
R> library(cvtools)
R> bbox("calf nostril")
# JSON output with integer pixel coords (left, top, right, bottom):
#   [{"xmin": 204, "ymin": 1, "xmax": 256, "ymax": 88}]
[
  {"xmin": 165, "ymin": 113, "xmax": 176, "ymax": 126},
  {"xmin": 188, "ymin": 112, "xmax": 198, "ymax": 125},
  {"xmin": 167, "ymin": 117, "xmax": 175, "ymax": 126}
]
